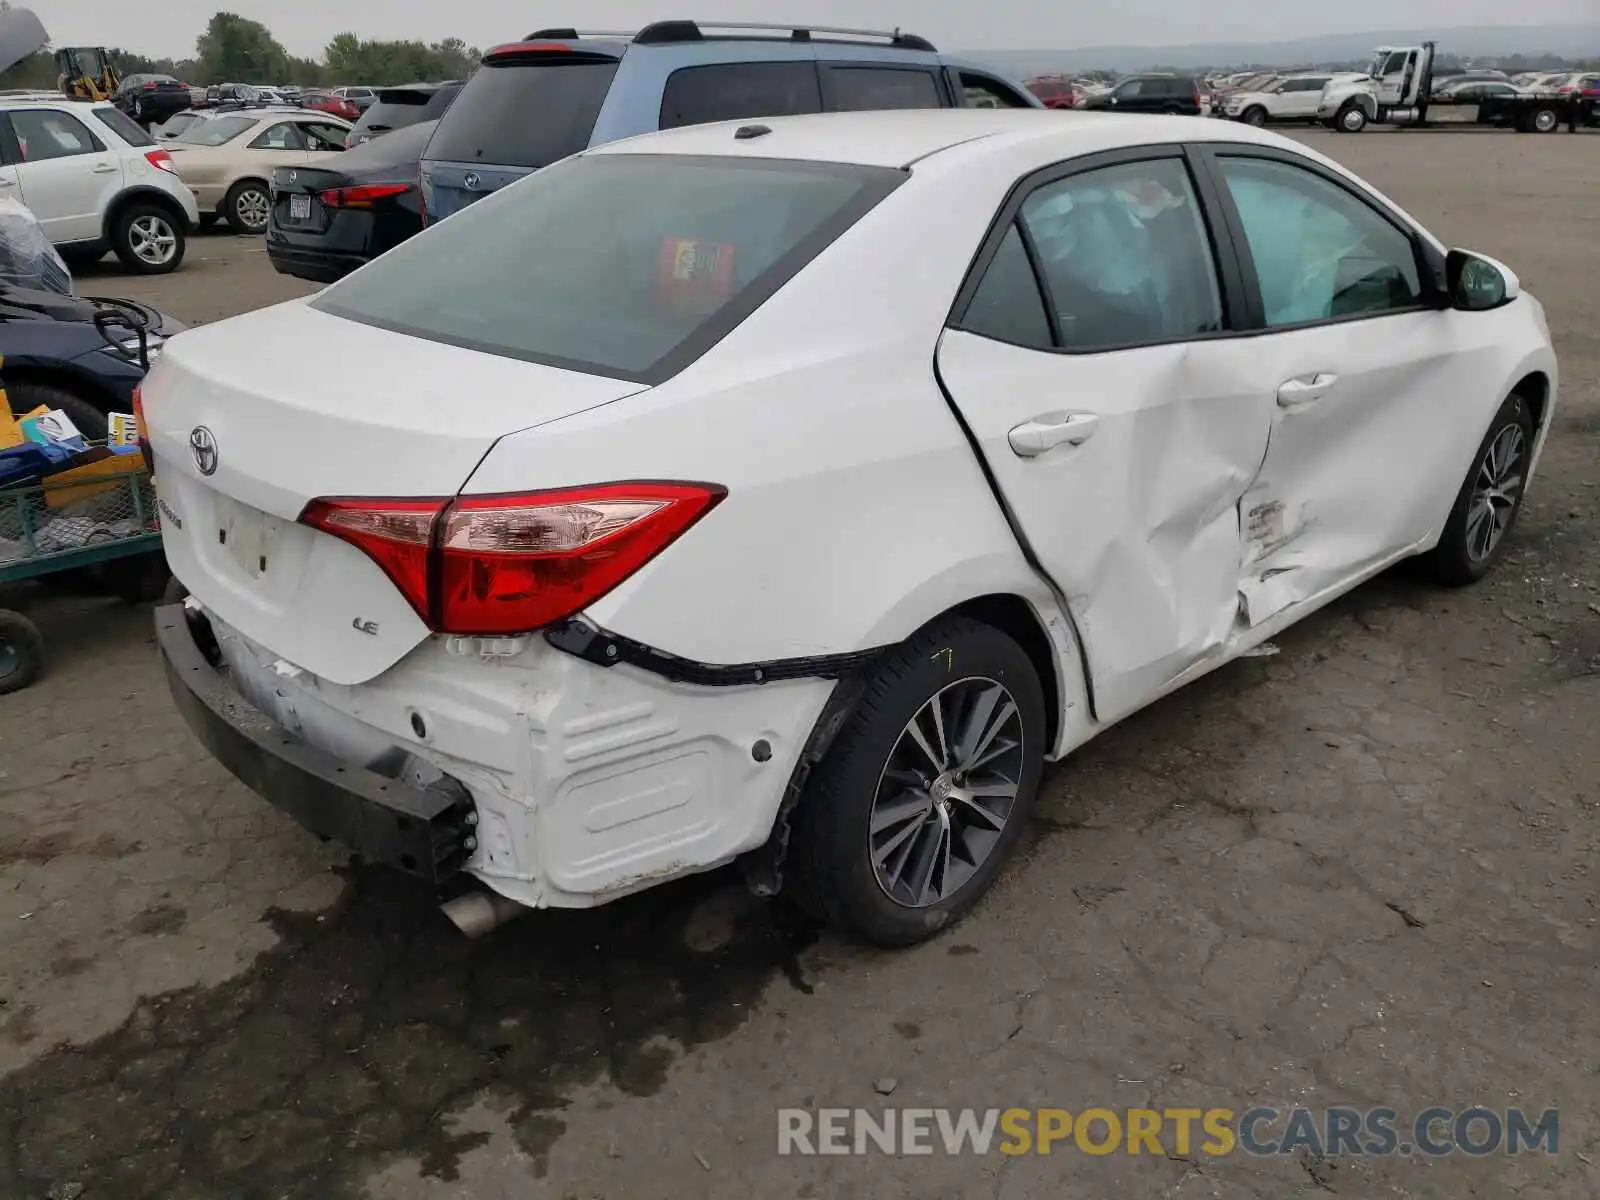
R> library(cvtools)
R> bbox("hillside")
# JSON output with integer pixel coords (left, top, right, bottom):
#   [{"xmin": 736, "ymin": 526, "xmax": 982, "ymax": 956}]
[{"xmin": 961, "ymin": 23, "xmax": 1600, "ymax": 75}]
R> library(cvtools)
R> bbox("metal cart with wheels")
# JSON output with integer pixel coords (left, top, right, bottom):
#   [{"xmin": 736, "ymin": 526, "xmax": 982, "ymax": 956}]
[{"xmin": 0, "ymin": 465, "xmax": 163, "ymax": 693}]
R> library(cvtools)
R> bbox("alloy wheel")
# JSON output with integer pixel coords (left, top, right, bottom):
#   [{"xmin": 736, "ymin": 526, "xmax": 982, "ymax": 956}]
[
  {"xmin": 128, "ymin": 214, "xmax": 177, "ymax": 266},
  {"xmin": 236, "ymin": 189, "xmax": 270, "ymax": 231},
  {"xmin": 1465, "ymin": 423, "xmax": 1526, "ymax": 562},
  {"xmin": 868, "ymin": 677, "xmax": 1025, "ymax": 908}
]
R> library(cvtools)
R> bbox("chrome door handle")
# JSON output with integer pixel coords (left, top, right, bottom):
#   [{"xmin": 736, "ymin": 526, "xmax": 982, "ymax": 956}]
[
  {"xmin": 1277, "ymin": 373, "xmax": 1338, "ymax": 409},
  {"xmin": 1008, "ymin": 411, "xmax": 1100, "ymax": 457}
]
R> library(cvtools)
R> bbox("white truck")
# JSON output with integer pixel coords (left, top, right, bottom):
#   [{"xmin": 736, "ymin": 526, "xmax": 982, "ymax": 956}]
[{"xmin": 1318, "ymin": 42, "xmax": 1590, "ymax": 133}]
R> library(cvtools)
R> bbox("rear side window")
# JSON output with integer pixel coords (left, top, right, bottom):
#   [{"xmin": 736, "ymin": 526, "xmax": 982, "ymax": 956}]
[
  {"xmin": 315, "ymin": 154, "xmax": 903, "ymax": 382},
  {"xmin": 960, "ymin": 224, "xmax": 1052, "ymax": 349},
  {"xmin": 92, "ymin": 105, "xmax": 155, "ymax": 146},
  {"xmin": 660, "ymin": 62, "xmax": 822, "ymax": 129},
  {"xmin": 425, "ymin": 58, "xmax": 619, "ymax": 167},
  {"xmin": 1019, "ymin": 158, "xmax": 1223, "ymax": 351},
  {"xmin": 827, "ymin": 66, "xmax": 943, "ymax": 111}
]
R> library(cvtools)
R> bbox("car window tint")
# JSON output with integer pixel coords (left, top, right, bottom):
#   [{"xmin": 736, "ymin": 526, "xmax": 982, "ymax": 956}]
[
  {"xmin": 828, "ymin": 67, "xmax": 942, "ymax": 111},
  {"xmin": 92, "ymin": 104, "xmax": 155, "ymax": 146},
  {"xmin": 659, "ymin": 62, "xmax": 823, "ymax": 129},
  {"xmin": 175, "ymin": 114, "xmax": 254, "ymax": 145},
  {"xmin": 11, "ymin": 110, "xmax": 103, "ymax": 161},
  {"xmin": 426, "ymin": 59, "xmax": 618, "ymax": 167},
  {"xmin": 315, "ymin": 155, "xmax": 902, "ymax": 381},
  {"xmin": 961, "ymin": 222, "xmax": 1052, "ymax": 348},
  {"xmin": 1019, "ymin": 158, "xmax": 1222, "ymax": 350},
  {"xmin": 250, "ymin": 122, "xmax": 307, "ymax": 151},
  {"xmin": 1218, "ymin": 156, "xmax": 1422, "ymax": 327},
  {"xmin": 959, "ymin": 73, "xmax": 1034, "ymax": 108},
  {"xmin": 297, "ymin": 122, "xmax": 347, "ymax": 151}
]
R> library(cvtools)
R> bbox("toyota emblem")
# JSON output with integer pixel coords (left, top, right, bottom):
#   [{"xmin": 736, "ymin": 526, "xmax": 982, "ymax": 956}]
[
  {"xmin": 189, "ymin": 426, "xmax": 218, "ymax": 476},
  {"xmin": 464, "ymin": 171, "xmax": 481, "ymax": 191}
]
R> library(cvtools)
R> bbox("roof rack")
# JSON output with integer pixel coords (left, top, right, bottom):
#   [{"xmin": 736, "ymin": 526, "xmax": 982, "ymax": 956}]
[
  {"xmin": 631, "ymin": 20, "xmax": 936, "ymax": 52},
  {"xmin": 525, "ymin": 27, "xmax": 638, "ymax": 40}
]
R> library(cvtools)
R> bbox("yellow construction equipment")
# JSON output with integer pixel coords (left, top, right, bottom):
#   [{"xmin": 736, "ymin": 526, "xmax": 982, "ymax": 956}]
[{"xmin": 56, "ymin": 46, "xmax": 122, "ymax": 101}]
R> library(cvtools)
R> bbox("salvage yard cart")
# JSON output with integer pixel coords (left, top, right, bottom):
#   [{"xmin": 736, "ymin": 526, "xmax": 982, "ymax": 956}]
[{"xmin": 0, "ymin": 464, "xmax": 164, "ymax": 693}]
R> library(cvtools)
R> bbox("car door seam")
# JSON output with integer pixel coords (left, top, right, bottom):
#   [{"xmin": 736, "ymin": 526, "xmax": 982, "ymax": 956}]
[{"xmin": 930, "ymin": 338, "xmax": 1100, "ymax": 720}]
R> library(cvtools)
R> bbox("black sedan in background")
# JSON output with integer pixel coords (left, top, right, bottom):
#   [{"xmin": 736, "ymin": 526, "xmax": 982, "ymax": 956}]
[
  {"xmin": 344, "ymin": 81, "xmax": 461, "ymax": 147},
  {"xmin": 265, "ymin": 119, "xmax": 436, "ymax": 284}
]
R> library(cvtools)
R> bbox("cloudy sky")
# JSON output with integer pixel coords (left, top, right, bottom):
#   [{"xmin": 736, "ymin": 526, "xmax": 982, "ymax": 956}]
[{"xmin": 37, "ymin": 0, "xmax": 1597, "ymax": 59}]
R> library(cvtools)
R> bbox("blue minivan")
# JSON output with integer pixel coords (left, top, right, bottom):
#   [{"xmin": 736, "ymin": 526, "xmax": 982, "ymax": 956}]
[{"xmin": 419, "ymin": 20, "xmax": 1043, "ymax": 222}]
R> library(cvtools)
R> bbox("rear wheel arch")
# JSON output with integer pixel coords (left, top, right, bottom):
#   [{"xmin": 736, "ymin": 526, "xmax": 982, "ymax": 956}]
[{"xmin": 102, "ymin": 188, "xmax": 188, "ymax": 243}]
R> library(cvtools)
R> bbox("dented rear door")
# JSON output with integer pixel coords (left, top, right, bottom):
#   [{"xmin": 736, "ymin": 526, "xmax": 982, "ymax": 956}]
[{"xmin": 935, "ymin": 149, "xmax": 1278, "ymax": 722}]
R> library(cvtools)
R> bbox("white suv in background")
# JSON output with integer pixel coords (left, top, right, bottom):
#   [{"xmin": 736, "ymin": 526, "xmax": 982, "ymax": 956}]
[
  {"xmin": 0, "ymin": 99, "xmax": 199, "ymax": 274},
  {"xmin": 1221, "ymin": 73, "xmax": 1363, "ymax": 125}
]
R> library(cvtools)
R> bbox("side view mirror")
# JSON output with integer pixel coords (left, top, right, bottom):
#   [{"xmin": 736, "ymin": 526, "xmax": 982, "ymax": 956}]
[{"xmin": 1446, "ymin": 249, "xmax": 1519, "ymax": 311}]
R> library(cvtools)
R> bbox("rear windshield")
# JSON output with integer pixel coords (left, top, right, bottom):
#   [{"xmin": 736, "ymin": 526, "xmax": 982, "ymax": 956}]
[
  {"xmin": 424, "ymin": 57, "xmax": 618, "ymax": 167},
  {"xmin": 92, "ymin": 105, "xmax": 155, "ymax": 147},
  {"xmin": 315, "ymin": 154, "xmax": 902, "ymax": 383},
  {"xmin": 351, "ymin": 87, "xmax": 456, "ymax": 136},
  {"xmin": 174, "ymin": 115, "xmax": 254, "ymax": 146}
]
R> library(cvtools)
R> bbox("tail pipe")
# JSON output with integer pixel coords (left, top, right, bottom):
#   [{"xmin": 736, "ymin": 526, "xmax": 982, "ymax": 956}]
[{"xmin": 440, "ymin": 888, "xmax": 530, "ymax": 938}]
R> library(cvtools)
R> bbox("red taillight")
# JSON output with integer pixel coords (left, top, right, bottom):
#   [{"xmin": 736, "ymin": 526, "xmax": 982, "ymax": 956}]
[
  {"xmin": 301, "ymin": 482, "xmax": 725, "ymax": 635},
  {"xmin": 145, "ymin": 149, "xmax": 177, "ymax": 175},
  {"xmin": 132, "ymin": 384, "xmax": 154, "ymax": 473},
  {"xmin": 319, "ymin": 182, "xmax": 411, "ymax": 209}
]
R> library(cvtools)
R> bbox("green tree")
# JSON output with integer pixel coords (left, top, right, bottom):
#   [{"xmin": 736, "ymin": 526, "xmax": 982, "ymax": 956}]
[{"xmin": 195, "ymin": 12, "xmax": 290, "ymax": 84}]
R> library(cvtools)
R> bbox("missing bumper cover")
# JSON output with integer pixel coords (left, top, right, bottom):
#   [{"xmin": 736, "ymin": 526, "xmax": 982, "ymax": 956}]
[
  {"xmin": 155, "ymin": 604, "xmax": 477, "ymax": 886},
  {"xmin": 544, "ymin": 616, "xmax": 883, "ymax": 687}
]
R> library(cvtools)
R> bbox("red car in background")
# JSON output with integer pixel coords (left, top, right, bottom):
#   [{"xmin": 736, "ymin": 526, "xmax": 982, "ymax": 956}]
[
  {"xmin": 300, "ymin": 90, "xmax": 361, "ymax": 122},
  {"xmin": 1025, "ymin": 75, "xmax": 1078, "ymax": 108}
]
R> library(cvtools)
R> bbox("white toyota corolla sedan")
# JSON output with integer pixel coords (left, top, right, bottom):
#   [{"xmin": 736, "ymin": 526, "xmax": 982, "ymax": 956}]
[{"xmin": 143, "ymin": 110, "xmax": 1557, "ymax": 947}]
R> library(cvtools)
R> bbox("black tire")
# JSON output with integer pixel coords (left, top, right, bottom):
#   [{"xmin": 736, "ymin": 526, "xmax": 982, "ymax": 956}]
[
  {"xmin": 1423, "ymin": 391, "xmax": 1536, "ymax": 586},
  {"xmin": 1530, "ymin": 107, "xmax": 1559, "ymax": 133},
  {"xmin": 1336, "ymin": 102, "xmax": 1368, "ymax": 133},
  {"xmin": 0, "ymin": 609, "xmax": 44, "ymax": 695},
  {"xmin": 224, "ymin": 179, "xmax": 271, "ymax": 234},
  {"xmin": 102, "ymin": 552, "xmax": 174, "ymax": 604},
  {"xmin": 111, "ymin": 202, "xmax": 186, "ymax": 275},
  {"xmin": 786, "ymin": 616, "xmax": 1047, "ymax": 947},
  {"xmin": 1242, "ymin": 105, "xmax": 1268, "ymax": 126},
  {"xmin": 5, "ymin": 379, "xmax": 108, "ymax": 441}
]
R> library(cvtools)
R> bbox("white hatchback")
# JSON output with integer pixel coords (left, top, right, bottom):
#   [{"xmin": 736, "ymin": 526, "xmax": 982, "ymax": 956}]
[
  {"xmin": 0, "ymin": 99, "xmax": 199, "ymax": 273},
  {"xmin": 144, "ymin": 111, "xmax": 1557, "ymax": 946}
]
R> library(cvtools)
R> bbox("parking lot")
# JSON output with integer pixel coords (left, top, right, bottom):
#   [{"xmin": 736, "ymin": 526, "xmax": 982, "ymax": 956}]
[{"xmin": 1, "ymin": 127, "xmax": 1597, "ymax": 1199}]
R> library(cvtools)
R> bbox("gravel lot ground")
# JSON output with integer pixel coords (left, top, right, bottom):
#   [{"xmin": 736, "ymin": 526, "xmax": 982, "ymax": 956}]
[{"xmin": 0, "ymin": 128, "xmax": 1596, "ymax": 1200}]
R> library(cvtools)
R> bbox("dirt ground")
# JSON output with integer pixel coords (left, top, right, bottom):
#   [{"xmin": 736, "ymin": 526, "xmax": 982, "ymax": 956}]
[{"xmin": 1, "ymin": 128, "xmax": 1596, "ymax": 1200}]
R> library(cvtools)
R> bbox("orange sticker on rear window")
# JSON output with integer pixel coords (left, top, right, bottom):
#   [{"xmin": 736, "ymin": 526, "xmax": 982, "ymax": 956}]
[{"xmin": 657, "ymin": 236, "xmax": 736, "ymax": 313}]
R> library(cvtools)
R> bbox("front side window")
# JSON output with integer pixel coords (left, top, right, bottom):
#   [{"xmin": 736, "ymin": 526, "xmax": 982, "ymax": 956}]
[
  {"xmin": 659, "ymin": 62, "xmax": 822, "ymax": 129},
  {"xmin": 1217, "ymin": 156, "xmax": 1423, "ymax": 328},
  {"xmin": 1115, "ymin": 79, "xmax": 1145, "ymax": 98},
  {"xmin": 315, "ymin": 154, "xmax": 903, "ymax": 381},
  {"xmin": 827, "ymin": 67, "xmax": 942, "ymax": 111},
  {"xmin": 10, "ymin": 110, "xmax": 103, "ymax": 162},
  {"xmin": 1019, "ymin": 158, "xmax": 1223, "ymax": 351}
]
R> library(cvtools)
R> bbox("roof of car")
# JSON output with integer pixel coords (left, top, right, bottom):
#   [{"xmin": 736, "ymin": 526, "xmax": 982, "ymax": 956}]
[{"xmin": 591, "ymin": 108, "xmax": 1285, "ymax": 170}]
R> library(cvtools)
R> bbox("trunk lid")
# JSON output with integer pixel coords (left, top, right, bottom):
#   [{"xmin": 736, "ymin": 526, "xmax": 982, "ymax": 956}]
[{"xmin": 144, "ymin": 300, "xmax": 648, "ymax": 683}]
